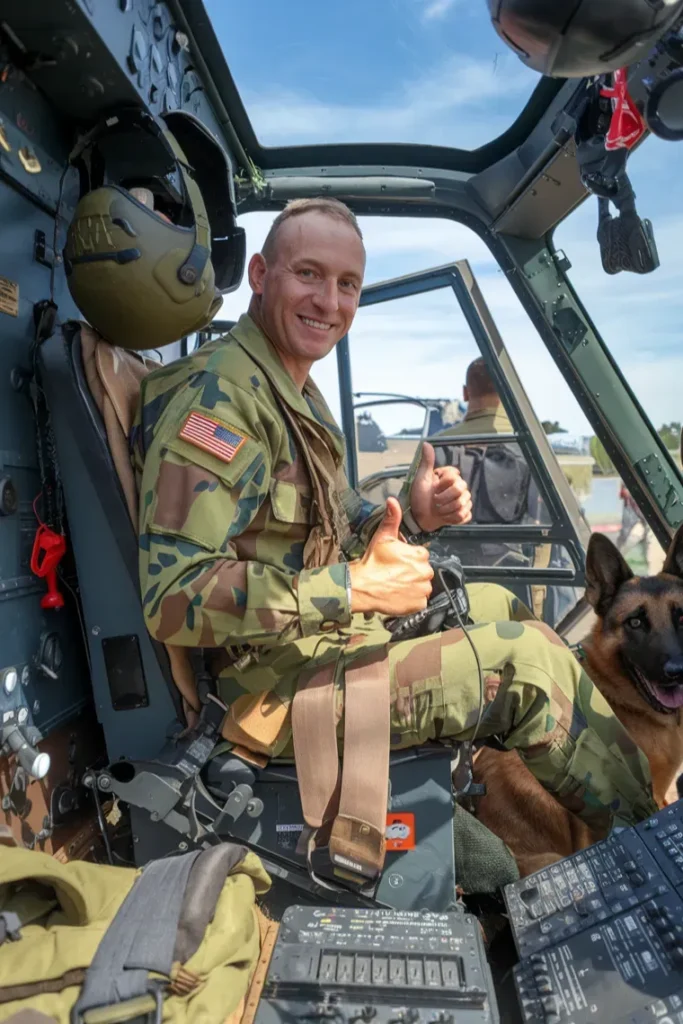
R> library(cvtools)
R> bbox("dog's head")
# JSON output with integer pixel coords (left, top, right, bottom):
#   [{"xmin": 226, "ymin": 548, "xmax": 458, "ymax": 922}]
[{"xmin": 585, "ymin": 525, "xmax": 683, "ymax": 714}]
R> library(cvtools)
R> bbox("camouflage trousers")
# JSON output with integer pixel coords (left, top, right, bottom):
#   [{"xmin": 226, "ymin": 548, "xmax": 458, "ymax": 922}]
[{"xmin": 336, "ymin": 582, "xmax": 657, "ymax": 832}]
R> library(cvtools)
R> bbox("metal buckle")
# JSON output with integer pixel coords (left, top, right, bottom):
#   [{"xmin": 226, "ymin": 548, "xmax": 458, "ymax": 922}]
[{"xmin": 80, "ymin": 987, "xmax": 164, "ymax": 1024}]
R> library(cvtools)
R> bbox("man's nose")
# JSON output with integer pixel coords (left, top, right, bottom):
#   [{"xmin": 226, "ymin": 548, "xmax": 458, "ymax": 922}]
[{"xmin": 313, "ymin": 279, "xmax": 339, "ymax": 314}]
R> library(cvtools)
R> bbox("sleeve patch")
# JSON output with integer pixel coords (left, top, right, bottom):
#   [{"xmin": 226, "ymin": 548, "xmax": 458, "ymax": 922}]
[{"xmin": 179, "ymin": 411, "xmax": 249, "ymax": 464}]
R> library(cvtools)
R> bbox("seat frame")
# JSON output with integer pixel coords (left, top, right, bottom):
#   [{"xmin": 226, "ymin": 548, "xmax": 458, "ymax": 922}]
[{"xmin": 40, "ymin": 323, "xmax": 183, "ymax": 760}]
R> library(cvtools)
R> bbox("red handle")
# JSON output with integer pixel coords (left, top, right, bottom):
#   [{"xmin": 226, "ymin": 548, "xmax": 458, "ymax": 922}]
[
  {"xmin": 30, "ymin": 524, "xmax": 66, "ymax": 610},
  {"xmin": 601, "ymin": 68, "xmax": 646, "ymax": 152}
]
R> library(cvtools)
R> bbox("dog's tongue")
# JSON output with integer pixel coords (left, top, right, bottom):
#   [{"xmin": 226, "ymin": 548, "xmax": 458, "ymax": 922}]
[{"xmin": 652, "ymin": 684, "xmax": 683, "ymax": 709}]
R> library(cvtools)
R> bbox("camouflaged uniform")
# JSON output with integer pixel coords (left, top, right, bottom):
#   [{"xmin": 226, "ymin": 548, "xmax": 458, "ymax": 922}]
[
  {"xmin": 131, "ymin": 314, "xmax": 657, "ymax": 831},
  {"xmin": 438, "ymin": 404, "xmax": 514, "ymax": 437},
  {"xmin": 435, "ymin": 403, "xmax": 551, "ymax": 617}
]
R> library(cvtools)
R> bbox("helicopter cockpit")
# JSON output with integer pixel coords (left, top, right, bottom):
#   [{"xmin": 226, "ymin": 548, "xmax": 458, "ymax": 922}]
[{"xmin": 2, "ymin": 1, "xmax": 683, "ymax": 1022}]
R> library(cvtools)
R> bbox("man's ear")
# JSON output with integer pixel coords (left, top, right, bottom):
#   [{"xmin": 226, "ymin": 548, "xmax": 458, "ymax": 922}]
[
  {"xmin": 585, "ymin": 532, "xmax": 634, "ymax": 617},
  {"xmin": 662, "ymin": 523, "xmax": 683, "ymax": 580},
  {"xmin": 248, "ymin": 252, "xmax": 267, "ymax": 296}
]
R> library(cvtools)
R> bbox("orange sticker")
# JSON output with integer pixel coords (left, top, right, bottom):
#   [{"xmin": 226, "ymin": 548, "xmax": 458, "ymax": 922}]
[{"xmin": 385, "ymin": 813, "xmax": 415, "ymax": 851}]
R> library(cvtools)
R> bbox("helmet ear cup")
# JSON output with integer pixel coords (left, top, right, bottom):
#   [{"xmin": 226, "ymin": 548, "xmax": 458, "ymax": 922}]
[
  {"xmin": 64, "ymin": 185, "xmax": 222, "ymax": 351},
  {"xmin": 487, "ymin": 0, "xmax": 683, "ymax": 78}
]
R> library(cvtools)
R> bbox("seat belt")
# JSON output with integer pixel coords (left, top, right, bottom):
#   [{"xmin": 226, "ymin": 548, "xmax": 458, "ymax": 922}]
[
  {"xmin": 292, "ymin": 661, "xmax": 341, "ymax": 831},
  {"xmin": 72, "ymin": 845, "xmax": 247, "ymax": 1024},
  {"xmin": 292, "ymin": 648, "xmax": 391, "ymax": 889},
  {"xmin": 329, "ymin": 649, "xmax": 391, "ymax": 882}
]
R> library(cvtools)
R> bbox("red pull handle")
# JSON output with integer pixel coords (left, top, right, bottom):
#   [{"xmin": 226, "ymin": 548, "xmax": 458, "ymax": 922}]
[{"xmin": 30, "ymin": 524, "xmax": 66, "ymax": 610}]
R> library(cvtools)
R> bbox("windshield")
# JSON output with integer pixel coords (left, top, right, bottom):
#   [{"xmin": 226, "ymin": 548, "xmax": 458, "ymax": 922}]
[
  {"xmin": 554, "ymin": 134, "xmax": 681, "ymax": 480},
  {"xmin": 202, "ymin": 0, "xmax": 540, "ymax": 148}
]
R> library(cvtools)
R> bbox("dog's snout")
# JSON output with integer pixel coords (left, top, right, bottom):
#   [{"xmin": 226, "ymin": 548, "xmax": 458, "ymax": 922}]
[{"xmin": 663, "ymin": 658, "xmax": 683, "ymax": 681}]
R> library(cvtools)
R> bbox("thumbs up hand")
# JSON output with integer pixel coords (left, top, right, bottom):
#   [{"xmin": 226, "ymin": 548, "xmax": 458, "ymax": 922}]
[
  {"xmin": 409, "ymin": 442, "xmax": 473, "ymax": 533},
  {"xmin": 348, "ymin": 497, "xmax": 434, "ymax": 616}
]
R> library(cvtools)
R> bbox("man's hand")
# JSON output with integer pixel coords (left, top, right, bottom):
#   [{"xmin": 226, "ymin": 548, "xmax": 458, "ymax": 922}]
[
  {"xmin": 349, "ymin": 497, "xmax": 434, "ymax": 616},
  {"xmin": 409, "ymin": 442, "xmax": 473, "ymax": 533}
]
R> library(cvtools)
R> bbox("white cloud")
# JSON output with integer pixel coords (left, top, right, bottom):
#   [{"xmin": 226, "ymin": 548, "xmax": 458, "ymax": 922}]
[
  {"xmin": 422, "ymin": 0, "xmax": 459, "ymax": 19},
  {"xmin": 242, "ymin": 50, "xmax": 535, "ymax": 148}
]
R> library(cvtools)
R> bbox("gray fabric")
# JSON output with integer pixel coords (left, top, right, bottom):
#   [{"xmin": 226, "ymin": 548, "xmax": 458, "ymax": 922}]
[
  {"xmin": 453, "ymin": 803, "xmax": 519, "ymax": 894},
  {"xmin": 173, "ymin": 844, "xmax": 247, "ymax": 963},
  {"xmin": 0, "ymin": 911, "xmax": 22, "ymax": 945},
  {"xmin": 71, "ymin": 851, "xmax": 201, "ymax": 1023}
]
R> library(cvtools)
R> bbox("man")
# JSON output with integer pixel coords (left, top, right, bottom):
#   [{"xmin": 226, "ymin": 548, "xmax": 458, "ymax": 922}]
[
  {"xmin": 131, "ymin": 197, "xmax": 656, "ymax": 833},
  {"xmin": 435, "ymin": 357, "xmax": 550, "ymax": 618},
  {"xmin": 443, "ymin": 357, "xmax": 513, "ymax": 437}
]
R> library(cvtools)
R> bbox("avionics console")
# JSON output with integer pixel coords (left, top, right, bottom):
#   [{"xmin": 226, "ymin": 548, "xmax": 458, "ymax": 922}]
[
  {"xmin": 504, "ymin": 800, "xmax": 683, "ymax": 1023},
  {"xmin": 254, "ymin": 905, "xmax": 499, "ymax": 1024}
]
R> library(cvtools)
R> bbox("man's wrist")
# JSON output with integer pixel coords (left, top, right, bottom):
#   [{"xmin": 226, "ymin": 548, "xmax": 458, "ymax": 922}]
[{"xmin": 401, "ymin": 507, "xmax": 424, "ymax": 536}]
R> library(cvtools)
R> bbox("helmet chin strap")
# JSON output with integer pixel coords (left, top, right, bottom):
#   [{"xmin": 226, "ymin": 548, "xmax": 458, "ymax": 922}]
[{"xmin": 162, "ymin": 128, "xmax": 212, "ymax": 288}]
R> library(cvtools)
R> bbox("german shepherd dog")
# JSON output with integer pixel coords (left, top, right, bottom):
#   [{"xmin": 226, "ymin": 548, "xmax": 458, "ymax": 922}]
[{"xmin": 471, "ymin": 524, "xmax": 683, "ymax": 878}]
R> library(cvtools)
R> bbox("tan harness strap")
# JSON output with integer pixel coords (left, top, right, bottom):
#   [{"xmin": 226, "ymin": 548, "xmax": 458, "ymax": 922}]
[
  {"xmin": 292, "ymin": 661, "xmax": 340, "ymax": 829},
  {"xmin": 329, "ymin": 648, "xmax": 390, "ymax": 882}
]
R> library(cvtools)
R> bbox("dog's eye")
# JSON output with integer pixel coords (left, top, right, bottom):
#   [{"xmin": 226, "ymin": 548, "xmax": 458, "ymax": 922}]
[{"xmin": 626, "ymin": 616, "xmax": 644, "ymax": 630}]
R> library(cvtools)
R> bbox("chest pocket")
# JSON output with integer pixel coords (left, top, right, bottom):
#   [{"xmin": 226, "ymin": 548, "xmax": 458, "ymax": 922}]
[{"xmin": 268, "ymin": 479, "xmax": 312, "ymax": 533}]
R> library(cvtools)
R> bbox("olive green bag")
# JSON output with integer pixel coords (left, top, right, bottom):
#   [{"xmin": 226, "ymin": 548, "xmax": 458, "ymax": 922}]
[{"xmin": 0, "ymin": 844, "xmax": 272, "ymax": 1024}]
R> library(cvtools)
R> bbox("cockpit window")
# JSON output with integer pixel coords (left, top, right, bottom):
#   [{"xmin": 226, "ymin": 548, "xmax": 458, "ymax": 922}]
[
  {"xmin": 553, "ymin": 136, "xmax": 680, "ymax": 453},
  {"xmin": 202, "ymin": 0, "xmax": 540, "ymax": 148}
]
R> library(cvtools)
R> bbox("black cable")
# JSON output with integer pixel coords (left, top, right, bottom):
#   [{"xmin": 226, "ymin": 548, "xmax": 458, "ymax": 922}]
[
  {"xmin": 438, "ymin": 568, "xmax": 485, "ymax": 746},
  {"xmin": 90, "ymin": 779, "xmax": 114, "ymax": 866}
]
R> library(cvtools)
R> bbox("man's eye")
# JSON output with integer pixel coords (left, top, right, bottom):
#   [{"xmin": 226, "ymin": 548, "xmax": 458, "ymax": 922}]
[
  {"xmin": 340, "ymin": 279, "xmax": 356, "ymax": 290},
  {"xmin": 298, "ymin": 268, "xmax": 314, "ymax": 278}
]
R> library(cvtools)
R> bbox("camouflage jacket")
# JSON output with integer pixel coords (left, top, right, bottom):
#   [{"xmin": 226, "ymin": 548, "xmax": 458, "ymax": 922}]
[{"xmin": 130, "ymin": 314, "xmax": 414, "ymax": 696}]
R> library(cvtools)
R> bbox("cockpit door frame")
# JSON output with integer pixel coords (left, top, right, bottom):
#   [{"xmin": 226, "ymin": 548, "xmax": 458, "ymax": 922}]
[{"xmin": 337, "ymin": 259, "xmax": 591, "ymax": 588}]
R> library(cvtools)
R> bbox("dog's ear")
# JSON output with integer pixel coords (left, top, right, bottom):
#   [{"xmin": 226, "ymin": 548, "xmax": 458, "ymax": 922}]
[
  {"xmin": 662, "ymin": 523, "xmax": 683, "ymax": 580},
  {"xmin": 585, "ymin": 532, "xmax": 634, "ymax": 617}
]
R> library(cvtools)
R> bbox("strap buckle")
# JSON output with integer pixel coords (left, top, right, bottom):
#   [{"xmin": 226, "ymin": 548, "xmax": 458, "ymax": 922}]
[{"xmin": 79, "ymin": 988, "xmax": 164, "ymax": 1024}]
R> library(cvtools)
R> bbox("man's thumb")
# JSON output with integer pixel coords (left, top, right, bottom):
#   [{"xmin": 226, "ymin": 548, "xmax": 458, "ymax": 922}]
[
  {"xmin": 417, "ymin": 441, "xmax": 436, "ymax": 476},
  {"xmin": 373, "ymin": 496, "xmax": 402, "ymax": 543}
]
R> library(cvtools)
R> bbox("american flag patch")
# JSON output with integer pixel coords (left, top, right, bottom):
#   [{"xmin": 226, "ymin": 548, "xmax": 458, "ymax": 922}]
[{"xmin": 178, "ymin": 411, "xmax": 248, "ymax": 463}]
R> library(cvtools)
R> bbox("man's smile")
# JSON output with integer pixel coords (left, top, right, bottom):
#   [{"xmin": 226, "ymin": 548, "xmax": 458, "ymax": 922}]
[{"xmin": 298, "ymin": 315, "xmax": 333, "ymax": 331}]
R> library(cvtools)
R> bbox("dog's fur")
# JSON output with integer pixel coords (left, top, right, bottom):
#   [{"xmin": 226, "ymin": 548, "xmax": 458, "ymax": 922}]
[{"xmin": 471, "ymin": 525, "xmax": 683, "ymax": 878}]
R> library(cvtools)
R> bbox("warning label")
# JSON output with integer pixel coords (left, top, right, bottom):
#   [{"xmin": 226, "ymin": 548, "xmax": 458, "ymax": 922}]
[
  {"xmin": 0, "ymin": 277, "xmax": 18, "ymax": 317},
  {"xmin": 385, "ymin": 813, "xmax": 416, "ymax": 851}
]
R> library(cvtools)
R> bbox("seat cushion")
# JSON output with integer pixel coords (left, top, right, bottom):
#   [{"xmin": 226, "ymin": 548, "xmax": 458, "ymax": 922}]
[{"xmin": 79, "ymin": 324, "xmax": 160, "ymax": 525}]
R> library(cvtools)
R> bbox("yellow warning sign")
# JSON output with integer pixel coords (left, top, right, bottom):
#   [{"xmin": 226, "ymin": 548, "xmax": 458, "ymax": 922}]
[{"xmin": 0, "ymin": 277, "xmax": 18, "ymax": 317}]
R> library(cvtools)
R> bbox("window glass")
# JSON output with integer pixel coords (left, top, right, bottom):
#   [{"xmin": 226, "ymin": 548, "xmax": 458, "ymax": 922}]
[
  {"xmin": 553, "ymin": 135, "xmax": 681, "ymax": 576},
  {"xmin": 202, "ymin": 0, "xmax": 540, "ymax": 149}
]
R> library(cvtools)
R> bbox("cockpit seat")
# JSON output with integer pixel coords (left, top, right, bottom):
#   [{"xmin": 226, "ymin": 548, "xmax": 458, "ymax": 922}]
[
  {"xmin": 77, "ymin": 326, "xmax": 204, "ymax": 728},
  {"xmin": 39, "ymin": 320, "xmax": 457, "ymax": 910}
]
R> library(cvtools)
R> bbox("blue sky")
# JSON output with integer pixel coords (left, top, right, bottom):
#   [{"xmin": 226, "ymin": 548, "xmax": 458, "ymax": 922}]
[{"xmin": 204, "ymin": 0, "xmax": 681, "ymax": 441}]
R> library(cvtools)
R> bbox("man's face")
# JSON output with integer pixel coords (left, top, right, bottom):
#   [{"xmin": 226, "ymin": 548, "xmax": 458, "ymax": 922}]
[{"xmin": 248, "ymin": 212, "xmax": 366, "ymax": 376}]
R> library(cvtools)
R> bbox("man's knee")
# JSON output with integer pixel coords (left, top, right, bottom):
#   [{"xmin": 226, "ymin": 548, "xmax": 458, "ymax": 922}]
[{"xmin": 466, "ymin": 582, "xmax": 534, "ymax": 624}]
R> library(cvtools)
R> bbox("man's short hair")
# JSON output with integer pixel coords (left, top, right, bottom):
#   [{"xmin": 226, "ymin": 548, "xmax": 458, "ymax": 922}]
[
  {"xmin": 466, "ymin": 357, "xmax": 498, "ymax": 399},
  {"xmin": 261, "ymin": 198, "xmax": 364, "ymax": 261}
]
